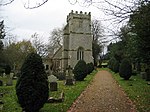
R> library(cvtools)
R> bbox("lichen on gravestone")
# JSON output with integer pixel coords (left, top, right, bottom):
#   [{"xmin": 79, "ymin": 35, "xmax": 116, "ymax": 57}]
[{"xmin": 48, "ymin": 75, "xmax": 58, "ymax": 82}]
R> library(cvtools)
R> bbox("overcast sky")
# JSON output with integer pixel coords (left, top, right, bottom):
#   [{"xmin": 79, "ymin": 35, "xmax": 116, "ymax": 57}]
[{"xmin": 1, "ymin": 0, "xmax": 110, "ymax": 42}]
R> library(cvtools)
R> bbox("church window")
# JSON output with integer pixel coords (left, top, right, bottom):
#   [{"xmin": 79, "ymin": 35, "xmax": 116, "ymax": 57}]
[{"xmin": 77, "ymin": 47, "xmax": 84, "ymax": 60}]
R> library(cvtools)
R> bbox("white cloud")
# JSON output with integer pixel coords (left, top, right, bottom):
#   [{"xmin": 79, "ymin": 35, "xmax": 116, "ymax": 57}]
[{"xmin": 1, "ymin": 0, "xmax": 106, "ymax": 41}]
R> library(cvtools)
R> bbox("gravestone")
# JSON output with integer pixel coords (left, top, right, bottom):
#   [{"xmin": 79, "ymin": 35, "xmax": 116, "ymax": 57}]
[
  {"xmin": 140, "ymin": 72, "xmax": 146, "ymax": 79},
  {"xmin": 6, "ymin": 74, "xmax": 13, "ymax": 86},
  {"xmin": 6, "ymin": 78, "xmax": 13, "ymax": 86},
  {"xmin": 2, "ymin": 73, "xmax": 6, "ymax": 77},
  {"xmin": 0, "ymin": 80, "xmax": 3, "ymax": 86},
  {"xmin": 47, "ymin": 91, "xmax": 65, "ymax": 103},
  {"xmin": 46, "ymin": 69, "xmax": 52, "ymax": 76},
  {"xmin": 48, "ymin": 75, "xmax": 58, "ymax": 91},
  {"xmin": 65, "ymin": 65, "xmax": 74, "ymax": 85}
]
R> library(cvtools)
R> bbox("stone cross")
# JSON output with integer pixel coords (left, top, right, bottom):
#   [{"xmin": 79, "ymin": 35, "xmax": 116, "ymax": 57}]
[
  {"xmin": 65, "ymin": 65, "xmax": 74, "ymax": 85},
  {"xmin": 66, "ymin": 65, "xmax": 72, "ymax": 76}
]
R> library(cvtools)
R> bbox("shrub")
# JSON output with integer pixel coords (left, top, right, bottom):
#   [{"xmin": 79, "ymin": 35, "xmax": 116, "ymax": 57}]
[
  {"xmin": 0, "ymin": 67, "xmax": 4, "ymax": 76},
  {"xmin": 119, "ymin": 58, "xmax": 132, "ymax": 80},
  {"xmin": 145, "ymin": 68, "xmax": 150, "ymax": 81},
  {"xmin": 73, "ymin": 60, "xmax": 87, "ymax": 81},
  {"xmin": 90, "ymin": 62, "xmax": 94, "ymax": 72},
  {"xmin": 113, "ymin": 60, "xmax": 120, "ymax": 73},
  {"xmin": 5, "ymin": 64, "xmax": 11, "ymax": 75},
  {"xmin": 86, "ymin": 62, "xmax": 94, "ymax": 74},
  {"xmin": 108, "ymin": 57, "xmax": 116, "ymax": 70},
  {"xmin": 16, "ymin": 52, "xmax": 49, "ymax": 112}
]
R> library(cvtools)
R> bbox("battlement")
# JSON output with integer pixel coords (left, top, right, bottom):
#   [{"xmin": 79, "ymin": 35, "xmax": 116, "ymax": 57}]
[{"xmin": 67, "ymin": 10, "xmax": 91, "ymax": 22}]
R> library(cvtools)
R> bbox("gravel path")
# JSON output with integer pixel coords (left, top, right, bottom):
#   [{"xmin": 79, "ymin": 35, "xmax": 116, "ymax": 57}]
[{"xmin": 67, "ymin": 70, "xmax": 136, "ymax": 112}]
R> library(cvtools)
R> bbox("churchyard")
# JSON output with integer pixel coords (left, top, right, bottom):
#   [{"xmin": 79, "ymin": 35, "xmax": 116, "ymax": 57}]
[
  {"xmin": 0, "ymin": 3, "xmax": 150, "ymax": 111},
  {"xmin": 0, "ymin": 70, "xmax": 97, "ymax": 112},
  {"xmin": 106, "ymin": 68, "xmax": 150, "ymax": 112},
  {"xmin": 0, "ymin": 67, "xmax": 150, "ymax": 112}
]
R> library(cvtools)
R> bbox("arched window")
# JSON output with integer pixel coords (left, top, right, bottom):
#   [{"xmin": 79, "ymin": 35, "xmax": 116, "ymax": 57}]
[{"xmin": 77, "ymin": 47, "xmax": 84, "ymax": 60}]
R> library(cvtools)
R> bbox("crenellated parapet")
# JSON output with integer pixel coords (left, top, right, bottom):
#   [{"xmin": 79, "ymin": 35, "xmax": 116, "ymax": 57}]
[{"xmin": 67, "ymin": 10, "xmax": 91, "ymax": 22}]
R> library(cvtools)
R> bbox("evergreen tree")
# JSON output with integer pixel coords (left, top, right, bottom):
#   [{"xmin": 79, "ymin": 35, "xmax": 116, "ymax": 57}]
[
  {"xmin": 73, "ymin": 60, "xmax": 87, "ymax": 81},
  {"xmin": 5, "ymin": 64, "xmax": 11, "ymax": 75},
  {"xmin": 86, "ymin": 62, "xmax": 94, "ymax": 74},
  {"xmin": 113, "ymin": 59, "xmax": 120, "ymax": 73},
  {"xmin": 108, "ymin": 57, "xmax": 116, "ymax": 70},
  {"xmin": 119, "ymin": 58, "xmax": 132, "ymax": 80},
  {"xmin": 129, "ymin": 2, "xmax": 150, "ymax": 65},
  {"xmin": 16, "ymin": 52, "xmax": 49, "ymax": 112}
]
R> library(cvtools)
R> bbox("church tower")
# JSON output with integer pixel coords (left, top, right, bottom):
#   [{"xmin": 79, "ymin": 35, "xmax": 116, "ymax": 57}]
[{"xmin": 62, "ymin": 10, "xmax": 93, "ymax": 70}]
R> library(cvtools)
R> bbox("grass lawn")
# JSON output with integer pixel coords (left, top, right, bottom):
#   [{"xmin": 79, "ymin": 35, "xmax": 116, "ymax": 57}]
[
  {"xmin": 0, "ymin": 70, "xmax": 97, "ymax": 112},
  {"xmin": 102, "ymin": 68, "xmax": 150, "ymax": 112}
]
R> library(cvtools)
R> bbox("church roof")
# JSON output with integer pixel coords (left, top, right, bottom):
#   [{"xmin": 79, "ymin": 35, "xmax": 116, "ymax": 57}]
[{"xmin": 52, "ymin": 46, "xmax": 62, "ymax": 60}]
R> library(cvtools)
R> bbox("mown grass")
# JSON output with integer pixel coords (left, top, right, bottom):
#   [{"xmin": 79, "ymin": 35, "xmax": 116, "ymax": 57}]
[
  {"xmin": 101, "ymin": 68, "xmax": 150, "ymax": 112},
  {"xmin": 0, "ymin": 70, "xmax": 97, "ymax": 112},
  {"xmin": 0, "ymin": 77, "xmax": 22, "ymax": 112}
]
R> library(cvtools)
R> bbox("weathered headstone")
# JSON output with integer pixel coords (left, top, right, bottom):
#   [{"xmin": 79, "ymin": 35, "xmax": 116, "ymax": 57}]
[
  {"xmin": 46, "ymin": 69, "xmax": 52, "ymax": 76},
  {"xmin": 10, "ymin": 73, "xmax": 14, "ymax": 78},
  {"xmin": 48, "ymin": 75, "xmax": 58, "ymax": 91},
  {"xmin": 6, "ymin": 78, "xmax": 13, "ymax": 86},
  {"xmin": 48, "ymin": 75, "xmax": 58, "ymax": 82},
  {"xmin": 140, "ymin": 72, "xmax": 146, "ymax": 79},
  {"xmin": 50, "ymin": 82, "xmax": 57, "ymax": 91},
  {"xmin": 6, "ymin": 74, "xmax": 13, "ymax": 86},
  {"xmin": 65, "ymin": 65, "xmax": 74, "ymax": 85},
  {"xmin": 2, "ymin": 73, "xmax": 6, "ymax": 77},
  {"xmin": 47, "ymin": 91, "xmax": 64, "ymax": 103},
  {"xmin": 65, "ymin": 78, "xmax": 74, "ymax": 85},
  {"xmin": 12, "ymin": 76, "xmax": 17, "ymax": 80}
]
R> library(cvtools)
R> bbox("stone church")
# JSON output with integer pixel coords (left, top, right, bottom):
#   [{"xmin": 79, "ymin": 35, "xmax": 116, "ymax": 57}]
[{"xmin": 44, "ymin": 10, "xmax": 93, "ymax": 71}]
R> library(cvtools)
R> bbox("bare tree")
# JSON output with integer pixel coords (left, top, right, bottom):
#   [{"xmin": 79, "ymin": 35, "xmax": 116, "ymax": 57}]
[
  {"xmin": 92, "ymin": 19, "xmax": 105, "ymax": 43},
  {"xmin": 31, "ymin": 33, "xmax": 48, "ymax": 57},
  {"xmin": 70, "ymin": 0, "xmax": 150, "ymax": 25},
  {"xmin": 102, "ymin": 0, "xmax": 141, "ymax": 23},
  {"xmin": 48, "ymin": 27, "xmax": 63, "ymax": 54},
  {"xmin": 0, "ymin": 0, "xmax": 49, "ymax": 9},
  {"xmin": 91, "ymin": 19, "xmax": 105, "ymax": 66},
  {"xmin": 68, "ymin": 0, "xmax": 141, "ymax": 23},
  {"xmin": 0, "ymin": 0, "xmax": 15, "ymax": 6},
  {"xmin": 3, "ymin": 33, "xmax": 16, "ymax": 47},
  {"xmin": 68, "ymin": 0, "xmax": 93, "ymax": 7}
]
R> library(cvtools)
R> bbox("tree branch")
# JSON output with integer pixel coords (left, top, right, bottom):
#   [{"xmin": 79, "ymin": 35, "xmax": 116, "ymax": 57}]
[
  {"xmin": 0, "ymin": 0, "xmax": 15, "ymax": 6},
  {"xmin": 24, "ymin": 0, "xmax": 49, "ymax": 9}
]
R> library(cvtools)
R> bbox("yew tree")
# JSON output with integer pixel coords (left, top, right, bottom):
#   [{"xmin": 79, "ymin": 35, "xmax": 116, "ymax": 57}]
[{"xmin": 16, "ymin": 52, "xmax": 49, "ymax": 112}]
